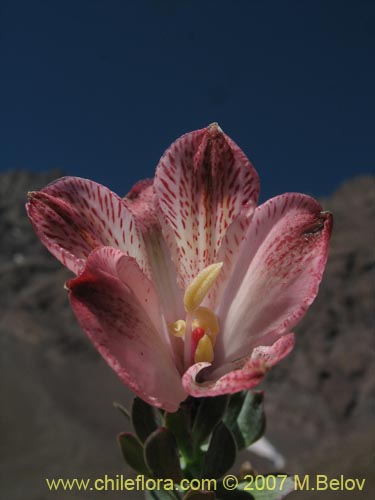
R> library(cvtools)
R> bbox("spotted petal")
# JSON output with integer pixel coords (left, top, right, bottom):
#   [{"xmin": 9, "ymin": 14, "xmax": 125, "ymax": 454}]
[
  {"xmin": 67, "ymin": 247, "xmax": 186, "ymax": 411},
  {"xmin": 154, "ymin": 124, "xmax": 259, "ymax": 292},
  {"xmin": 215, "ymin": 193, "xmax": 332, "ymax": 365},
  {"xmin": 183, "ymin": 334, "xmax": 294, "ymax": 397},
  {"xmin": 26, "ymin": 176, "xmax": 149, "ymax": 276},
  {"xmin": 124, "ymin": 179, "xmax": 185, "ymax": 362}
]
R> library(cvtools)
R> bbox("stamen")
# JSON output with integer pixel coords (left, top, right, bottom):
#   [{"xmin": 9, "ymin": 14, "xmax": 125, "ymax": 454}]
[
  {"xmin": 183, "ymin": 262, "xmax": 223, "ymax": 312},
  {"xmin": 168, "ymin": 320, "xmax": 186, "ymax": 337},
  {"xmin": 194, "ymin": 334, "xmax": 214, "ymax": 363},
  {"xmin": 193, "ymin": 306, "xmax": 219, "ymax": 345}
]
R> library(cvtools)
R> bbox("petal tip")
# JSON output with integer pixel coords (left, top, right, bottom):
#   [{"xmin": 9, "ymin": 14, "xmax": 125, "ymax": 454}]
[
  {"xmin": 321, "ymin": 210, "xmax": 334, "ymax": 232},
  {"xmin": 208, "ymin": 121, "xmax": 223, "ymax": 132},
  {"xmin": 302, "ymin": 209, "xmax": 333, "ymax": 238}
]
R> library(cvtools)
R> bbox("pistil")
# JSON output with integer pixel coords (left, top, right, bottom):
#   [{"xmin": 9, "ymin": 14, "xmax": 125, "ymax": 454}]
[{"xmin": 191, "ymin": 327, "xmax": 205, "ymax": 360}]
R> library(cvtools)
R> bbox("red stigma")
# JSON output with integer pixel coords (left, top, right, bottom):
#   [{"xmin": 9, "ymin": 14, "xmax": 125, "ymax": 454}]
[
  {"xmin": 191, "ymin": 327, "xmax": 205, "ymax": 362},
  {"xmin": 192, "ymin": 327, "xmax": 205, "ymax": 343}
]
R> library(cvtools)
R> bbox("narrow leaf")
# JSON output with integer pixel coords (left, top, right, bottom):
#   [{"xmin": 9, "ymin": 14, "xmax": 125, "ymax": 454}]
[
  {"xmin": 223, "ymin": 392, "xmax": 246, "ymax": 430},
  {"xmin": 192, "ymin": 395, "xmax": 228, "ymax": 449},
  {"xmin": 144, "ymin": 427, "xmax": 183, "ymax": 483},
  {"xmin": 145, "ymin": 489, "xmax": 180, "ymax": 500},
  {"xmin": 113, "ymin": 401, "xmax": 131, "ymax": 420},
  {"xmin": 166, "ymin": 407, "xmax": 194, "ymax": 460},
  {"xmin": 236, "ymin": 392, "xmax": 265, "ymax": 448},
  {"xmin": 132, "ymin": 397, "xmax": 164, "ymax": 443},
  {"xmin": 202, "ymin": 422, "xmax": 236, "ymax": 479},
  {"xmin": 117, "ymin": 432, "xmax": 149, "ymax": 476},
  {"xmin": 225, "ymin": 392, "xmax": 265, "ymax": 450}
]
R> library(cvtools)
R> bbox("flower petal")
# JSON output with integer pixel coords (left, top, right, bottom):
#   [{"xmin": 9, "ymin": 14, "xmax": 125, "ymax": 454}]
[
  {"xmin": 26, "ymin": 176, "xmax": 149, "ymax": 276},
  {"xmin": 216, "ymin": 193, "xmax": 332, "ymax": 364},
  {"xmin": 124, "ymin": 179, "xmax": 185, "ymax": 324},
  {"xmin": 183, "ymin": 334, "xmax": 294, "ymax": 397},
  {"xmin": 67, "ymin": 246, "xmax": 186, "ymax": 411},
  {"xmin": 154, "ymin": 124, "xmax": 259, "ymax": 290}
]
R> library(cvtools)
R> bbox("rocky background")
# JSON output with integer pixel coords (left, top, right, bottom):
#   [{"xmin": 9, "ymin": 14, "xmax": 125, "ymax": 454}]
[{"xmin": 0, "ymin": 171, "xmax": 374, "ymax": 499}]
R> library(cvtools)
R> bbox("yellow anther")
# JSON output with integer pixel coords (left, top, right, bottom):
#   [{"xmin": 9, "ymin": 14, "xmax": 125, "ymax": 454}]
[
  {"xmin": 194, "ymin": 306, "xmax": 219, "ymax": 334},
  {"xmin": 168, "ymin": 319, "xmax": 186, "ymax": 337},
  {"xmin": 192, "ymin": 307, "xmax": 219, "ymax": 346},
  {"xmin": 183, "ymin": 262, "xmax": 223, "ymax": 312},
  {"xmin": 194, "ymin": 334, "xmax": 214, "ymax": 363}
]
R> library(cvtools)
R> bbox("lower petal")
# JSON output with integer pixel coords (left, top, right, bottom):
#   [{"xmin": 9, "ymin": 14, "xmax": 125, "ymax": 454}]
[
  {"xmin": 67, "ymin": 247, "xmax": 186, "ymax": 411},
  {"xmin": 182, "ymin": 334, "xmax": 294, "ymax": 397}
]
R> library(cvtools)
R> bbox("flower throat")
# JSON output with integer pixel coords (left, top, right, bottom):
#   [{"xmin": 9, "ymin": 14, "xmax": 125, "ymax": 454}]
[{"xmin": 168, "ymin": 262, "xmax": 223, "ymax": 370}]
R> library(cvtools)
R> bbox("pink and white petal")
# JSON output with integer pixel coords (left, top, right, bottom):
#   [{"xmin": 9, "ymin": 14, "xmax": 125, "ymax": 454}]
[
  {"xmin": 67, "ymin": 247, "xmax": 186, "ymax": 412},
  {"xmin": 124, "ymin": 179, "xmax": 185, "ymax": 324},
  {"xmin": 210, "ymin": 203, "xmax": 256, "ymax": 307},
  {"xmin": 124, "ymin": 178, "xmax": 157, "ymax": 234},
  {"xmin": 216, "ymin": 193, "xmax": 332, "ymax": 364},
  {"xmin": 26, "ymin": 176, "xmax": 149, "ymax": 276},
  {"xmin": 154, "ymin": 124, "xmax": 259, "ymax": 289},
  {"xmin": 26, "ymin": 193, "xmax": 89, "ymax": 275},
  {"xmin": 183, "ymin": 334, "xmax": 294, "ymax": 397}
]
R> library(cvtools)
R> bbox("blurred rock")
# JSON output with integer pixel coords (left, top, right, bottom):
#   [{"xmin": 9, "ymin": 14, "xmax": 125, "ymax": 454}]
[{"xmin": 258, "ymin": 176, "xmax": 375, "ymax": 499}]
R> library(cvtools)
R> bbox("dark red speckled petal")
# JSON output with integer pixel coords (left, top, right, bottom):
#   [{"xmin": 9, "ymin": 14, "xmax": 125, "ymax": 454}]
[
  {"xmin": 26, "ymin": 176, "xmax": 149, "ymax": 276},
  {"xmin": 154, "ymin": 124, "xmax": 259, "ymax": 293}
]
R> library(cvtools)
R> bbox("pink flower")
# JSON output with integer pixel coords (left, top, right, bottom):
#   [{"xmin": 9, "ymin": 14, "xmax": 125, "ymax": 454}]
[{"xmin": 26, "ymin": 124, "xmax": 332, "ymax": 412}]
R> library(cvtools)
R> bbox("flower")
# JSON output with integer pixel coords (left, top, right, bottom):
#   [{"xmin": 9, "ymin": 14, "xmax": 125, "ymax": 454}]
[{"xmin": 26, "ymin": 124, "xmax": 332, "ymax": 412}]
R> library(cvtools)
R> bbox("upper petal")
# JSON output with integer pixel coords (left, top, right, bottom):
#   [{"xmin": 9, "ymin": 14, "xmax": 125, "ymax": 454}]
[
  {"xmin": 26, "ymin": 176, "xmax": 149, "ymax": 276},
  {"xmin": 67, "ymin": 246, "xmax": 186, "ymax": 411},
  {"xmin": 216, "ymin": 193, "xmax": 332, "ymax": 364},
  {"xmin": 154, "ymin": 124, "xmax": 259, "ymax": 291},
  {"xmin": 124, "ymin": 179, "xmax": 185, "ymax": 325}
]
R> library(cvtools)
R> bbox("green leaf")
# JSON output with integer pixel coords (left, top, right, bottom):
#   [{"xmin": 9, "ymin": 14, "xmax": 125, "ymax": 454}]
[
  {"xmin": 237, "ymin": 392, "xmax": 265, "ymax": 448},
  {"xmin": 117, "ymin": 432, "xmax": 149, "ymax": 476},
  {"xmin": 132, "ymin": 397, "xmax": 164, "ymax": 443},
  {"xmin": 166, "ymin": 407, "xmax": 194, "ymax": 460},
  {"xmin": 225, "ymin": 392, "xmax": 265, "ymax": 450},
  {"xmin": 192, "ymin": 396, "xmax": 228, "ymax": 449},
  {"xmin": 202, "ymin": 422, "xmax": 236, "ymax": 479},
  {"xmin": 113, "ymin": 401, "xmax": 131, "ymax": 420},
  {"xmin": 144, "ymin": 427, "xmax": 183, "ymax": 483},
  {"xmin": 223, "ymin": 392, "xmax": 246, "ymax": 430},
  {"xmin": 183, "ymin": 490, "xmax": 216, "ymax": 499},
  {"xmin": 216, "ymin": 482, "xmax": 253, "ymax": 500},
  {"xmin": 237, "ymin": 475, "xmax": 295, "ymax": 500},
  {"xmin": 145, "ymin": 489, "xmax": 180, "ymax": 500}
]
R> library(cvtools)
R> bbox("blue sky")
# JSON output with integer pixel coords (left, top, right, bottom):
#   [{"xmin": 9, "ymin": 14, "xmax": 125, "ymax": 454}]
[{"xmin": 0, "ymin": 0, "xmax": 374, "ymax": 202}]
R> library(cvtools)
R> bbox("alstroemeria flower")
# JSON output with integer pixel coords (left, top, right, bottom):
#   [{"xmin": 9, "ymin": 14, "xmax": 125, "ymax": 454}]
[{"xmin": 26, "ymin": 124, "xmax": 332, "ymax": 412}]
